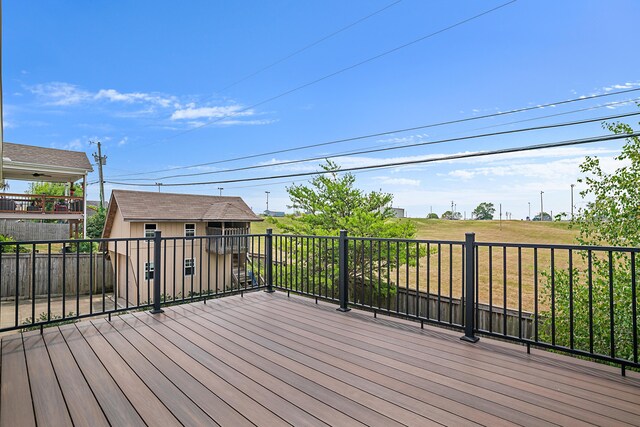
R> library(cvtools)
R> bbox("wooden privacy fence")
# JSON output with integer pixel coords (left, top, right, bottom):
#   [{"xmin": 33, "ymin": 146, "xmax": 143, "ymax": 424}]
[
  {"xmin": 0, "ymin": 220, "xmax": 69, "ymax": 241},
  {"xmin": 0, "ymin": 252, "xmax": 114, "ymax": 299},
  {"xmin": 395, "ymin": 288, "xmax": 535, "ymax": 339}
]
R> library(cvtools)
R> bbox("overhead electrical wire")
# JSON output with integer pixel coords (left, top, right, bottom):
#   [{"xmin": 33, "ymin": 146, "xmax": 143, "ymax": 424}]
[
  {"xmin": 113, "ymin": 86, "xmax": 640, "ymax": 178},
  {"xmin": 147, "ymin": 0, "xmax": 517, "ymax": 145},
  {"xmin": 113, "ymin": 110, "xmax": 640, "ymax": 182},
  {"xmin": 217, "ymin": 0, "xmax": 403, "ymax": 94},
  {"xmin": 105, "ymin": 132, "xmax": 639, "ymax": 187}
]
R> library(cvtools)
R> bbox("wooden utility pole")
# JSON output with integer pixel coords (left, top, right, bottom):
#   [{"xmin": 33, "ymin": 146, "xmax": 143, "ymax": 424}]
[{"xmin": 91, "ymin": 141, "xmax": 106, "ymax": 209}]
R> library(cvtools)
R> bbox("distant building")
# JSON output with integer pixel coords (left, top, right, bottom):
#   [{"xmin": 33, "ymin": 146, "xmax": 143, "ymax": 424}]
[
  {"xmin": 390, "ymin": 207, "xmax": 405, "ymax": 218},
  {"xmin": 263, "ymin": 210, "xmax": 285, "ymax": 217}
]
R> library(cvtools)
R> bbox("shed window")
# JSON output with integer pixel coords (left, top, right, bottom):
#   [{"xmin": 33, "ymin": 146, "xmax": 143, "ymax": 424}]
[
  {"xmin": 144, "ymin": 223, "xmax": 157, "ymax": 238},
  {"xmin": 145, "ymin": 262, "xmax": 154, "ymax": 280},
  {"xmin": 185, "ymin": 223, "xmax": 196, "ymax": 237},
  {"xmin": 185, "ymin": 258, "xmax": 195, "ymax": 276}
]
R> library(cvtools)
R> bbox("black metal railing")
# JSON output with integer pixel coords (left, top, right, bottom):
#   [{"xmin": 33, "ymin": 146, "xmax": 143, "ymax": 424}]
[
  {"xmin": 268, "ymin": 230, "xmax": 639, "ymax": 373},
  {"xmin": 0, "ymin": 231, "xmax": 266, "ymax": 333},
  {"xmin": 1, "ymin": 228, "xmax": 637, "ymax": 373}
]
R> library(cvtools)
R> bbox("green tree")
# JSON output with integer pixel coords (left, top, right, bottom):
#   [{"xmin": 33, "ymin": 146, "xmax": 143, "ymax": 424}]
[
  {"xmin": 27, "ymin": 182, "xmax": 83, "ymax": 197},
  {"xmin": 86, "ymin": 208, "xmax": 106, "ymax": 239},
  {"xmin": 540, "ymin": 116, "xmax": 640, "ymax": 362},
  {"xmin": 272, "ymin": 160, "xmax": 422, "ymax": 304},
  {"xmin": 426, "ymin": 212, "xmax": 439, "ymax": 219},
  {"xmin": 472, "ymin": 202, "xmax": 495, "ymax": 220},
  {"xmin": 441, "ymin": 210, "xmax": 461, "ymax": 220}
]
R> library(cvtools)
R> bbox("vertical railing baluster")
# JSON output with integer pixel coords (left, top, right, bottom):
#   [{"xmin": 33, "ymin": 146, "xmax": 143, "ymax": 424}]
[
  {"xmin": 588, "ymin": 250, "xmax": 593, "ymax": 354},
  {"xmin": 503, "ymin": 246, "xmax": 507, "ymax": 336},
  {"xmin": 265, "ymin": 229, "xmax": 273, "ymax": 293},
  {"xmin": 426, "ymin": 242, "xmax": 430, "ymax": 320},
  {"xmin": 31, "ymin": 245, "xmax": 36, "ymax": 324},
  {"xmin": 608, "ymin": 251, "xmax": 615, "ymax": 359},
  {"xmin": 518, "ymin": 247, "xmax": 522, "ymax": 340},
  {"xmin": 437, "ymin": 243, "xmax": 441, "ymax": 322},
  {"xmin": 489, "ymin": 245, "xmax": 493, "ymax": 333},
  {"xmin": 47, "ymin": 243, "xmax": 52, "ymax": 321},
  {"xmin": 461, "ymin": 233, "xmax": 478, "ymax": 343},
  {"xmin": 534, "ymin": 247, "xmax": 538, "ymax": 342},
  {"xmin": 337, "ymin": 230, "xmax": 350, "ymax": 312},
  {"xmin": 569, "ymin": 249, "xmax": 574, "ymax": 349},
  {"xmin": 551, "ymin": 248, "xmax": 555, "ymax": 346},
  {"xmin": 631, "ymin": 251, "xmax": 637, "ymax": 364},
  {"xmin": 62, "ymin": 243, "xmax": 66, "ymax": 318},
  {"xmin": 150, "ymin": 231, "xmax": 163, "ymax": 314},
  {"xmin": 449, "ymin": 244, "xmax": 453, "ymax": 325}
]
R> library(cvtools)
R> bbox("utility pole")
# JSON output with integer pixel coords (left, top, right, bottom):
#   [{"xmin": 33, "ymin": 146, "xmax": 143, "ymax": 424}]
[
  {"xmin": 265, "ymin": 191, "xmax": 270, "ymax": 213},
  {"xmin": 450, "ymin": 201, "xmax": 454, "ymax": 220},
  {"xmin": 540, "ymin": 191, "xmax": 544, "ymax": 221},
  {"xmin": 155, "ymin": 182, "xmax": 162, "ymax": 193},
  {"xmin": 218, "ymin": 187, "xmax": 223, "ymax": 196},
  {"xmin": 528, "ymin": 202, "xmax": 531, "ymax": 220},
  {"xmin": 91, "ymin": 141, "xmax": 106, "ymax": 209},
  {"xmin": 499, "ymin": 203, "xmax": 502, "ymax": 230},
  {"xmin": 570, "ymin": 184, "xmax": 575, "ymax": 220}
]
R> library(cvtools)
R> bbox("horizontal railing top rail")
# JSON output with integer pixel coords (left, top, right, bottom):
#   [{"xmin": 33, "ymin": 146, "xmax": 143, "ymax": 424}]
[{"xmin": 475, "ymin": 240, "xmax": 640, "ymax": 252}]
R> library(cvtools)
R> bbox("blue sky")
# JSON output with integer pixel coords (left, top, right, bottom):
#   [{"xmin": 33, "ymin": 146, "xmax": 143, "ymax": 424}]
[{"xmin": 3, "ymin": 0, "xmax": 639, "ymax": 219}]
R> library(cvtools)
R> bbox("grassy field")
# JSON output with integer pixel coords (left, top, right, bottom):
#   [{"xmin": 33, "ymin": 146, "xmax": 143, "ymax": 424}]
[{"xmin": 252, "ymin": 217, "xmax": 581, "ymax": 312}]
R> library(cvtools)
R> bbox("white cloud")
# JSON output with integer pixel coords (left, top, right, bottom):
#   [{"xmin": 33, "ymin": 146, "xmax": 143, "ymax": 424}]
[
  {"xmin": 94, "ymin": 89, "xmax": 173, "ymax": 107},
  {"xmin": 170, "ymin": 104, "xmax": 254, "ymax": 121},
  {"xmin": 372, "ymin": 176, "xmax": 420, "ymax": 186},
  {"xmin": 29, "ymin": 82, "xmax": 92, "ymax": 105},
  {"xmin": 117, "ymin": 137, "xmax": 128, "ymax": 146}
]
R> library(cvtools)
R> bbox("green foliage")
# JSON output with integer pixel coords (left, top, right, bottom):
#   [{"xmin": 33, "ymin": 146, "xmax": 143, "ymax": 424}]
[
  {"xmin": 0, "ymin": 234, "xmax": 30, "ymax": 253},
  {"xmin": 271, "ymin": 160, "xmax": 421, "ymax": 301},
  {"xmin": 540, "ymin": 114, "xmax": 640, "ymax": 363},
  {"xmin": 86, "ymin": 208, "xmax": 107, "ymax": 238},
  {"xmin": 27, "ymin": 182, "xmax": 83, "ymax": 197},
  {"xmin": 472, "ymin": 202, "xmax": 495, "ymax": 220},
  {"xmin": 532, "ymin": 212, "xmax": 552, "ymax": 221},
  {"xmin": 22, "ymin": 312, "xmax": 78, "ymax": 331},
  {"xmin": 441, "ymin": 210, "xmax": 462, "ymax": 220},
  {"xmin": 66, "ymin": 240, "xmax": 99, "ymax": 253},
  {"xmin": 426, "ymin": 213, "xmax": 439, "ymax": 219}
]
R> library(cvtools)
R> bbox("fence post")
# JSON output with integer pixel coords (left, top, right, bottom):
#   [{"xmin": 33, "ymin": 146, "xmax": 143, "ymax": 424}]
[
  {"xmin": 337, "ymin": 230, "xmax": 351, "ymax": 312},
  {"xmin": 265, "ymin": 228, "xmax": 274, "ymax": 293},
  {"xmin": 150, "ymin": 230, "xmax": 164, "ymax": 314},
  {"xmin": 461, "ymin": 232, "xmax": 479, "ymax": 342}
]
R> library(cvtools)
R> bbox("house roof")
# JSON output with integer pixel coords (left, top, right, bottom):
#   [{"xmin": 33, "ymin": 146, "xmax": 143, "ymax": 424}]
[
  {"xmin": 2, "ymin": 142, "xmax": 93, "ymax": 182},
  {"xmin": 102, "ymin": 190, "xmax": 262, "ymax": 237}
]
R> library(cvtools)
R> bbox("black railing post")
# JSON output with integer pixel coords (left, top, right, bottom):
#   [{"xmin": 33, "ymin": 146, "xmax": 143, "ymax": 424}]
[
  {"xmin": 265, "ymin": 229, "xmax": 275, "ymax": 293},
  {"xmin": 150, "ymin": 230, "xmax": 164, "ymax": 314},
  {"xmin": 461, "ymin": 232, "xmax": 479, "ymax": 342},
  {"xmin": 337, "ymin": 230, "xmax": 351, "ymax": 312}
]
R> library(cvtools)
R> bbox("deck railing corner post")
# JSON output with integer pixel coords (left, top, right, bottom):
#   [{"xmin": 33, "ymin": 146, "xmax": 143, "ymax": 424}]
[
  {"xmin": 264, "ymin": 228, "xmax": 275, "ymax": 293},
  {"xmin": 461, "ymin": 232, "xmax": 479, "ymax": 343},
  {"xmin": 150, "ymin": 230, "xmax": 164, "ymax": 314},
  {"xmin": 337, "ymin": 229, "xmax": 351, "ymax": 312}
]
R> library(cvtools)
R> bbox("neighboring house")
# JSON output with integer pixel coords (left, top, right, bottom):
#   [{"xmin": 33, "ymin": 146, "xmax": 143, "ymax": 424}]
[
  {"xmin": 390, "ymin": 207, "xmax": 405, "ymax": 218},
  {"xmin": 102, "ymin": 190, "xmax": 263, "ymax": 305},
  {"xmin": 0, "ymin": 142, "xmax": 93, "ymax": 237}
]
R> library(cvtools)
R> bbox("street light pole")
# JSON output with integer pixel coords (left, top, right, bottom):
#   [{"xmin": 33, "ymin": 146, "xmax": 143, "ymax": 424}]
[
  {"xmin": 570, "ymin": 184, "xmax": 575, "ymax": 220},
  {"xmin": 265, "ymin": 191, "xmax": 270, "ymax": 213},
  {"xmin": 218, "ymin": 187, "xmax": 223, "ymax": 196},
  {"xmin": 528, "ymin": 202, "xmax": 531, "ymax": 220},
  {"xmin": 540, "ymin": 191, "xmax": 544, "ymax": 221}
]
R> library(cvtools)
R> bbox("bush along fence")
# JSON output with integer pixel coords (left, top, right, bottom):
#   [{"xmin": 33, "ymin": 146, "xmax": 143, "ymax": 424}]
[{"xmin": 0, "ymin": 229, "xmax": 637, "ymax": 374}]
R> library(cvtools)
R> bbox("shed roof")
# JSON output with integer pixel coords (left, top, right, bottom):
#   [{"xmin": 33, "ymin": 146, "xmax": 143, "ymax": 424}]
[{"xmin": 102, "ymin": 190, "xmax": 262, "ymax": 237}]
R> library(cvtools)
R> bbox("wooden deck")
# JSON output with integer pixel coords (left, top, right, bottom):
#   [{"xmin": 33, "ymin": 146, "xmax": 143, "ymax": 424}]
[{"xmin": 1, "ymin": 292, "xmax": 639, "ymax": 426}]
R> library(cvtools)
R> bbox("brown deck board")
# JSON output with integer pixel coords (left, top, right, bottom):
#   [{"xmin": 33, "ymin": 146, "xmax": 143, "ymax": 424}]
[
  {"xmin": 106, "ymin": 316, "xmax": 254, "ymax": 427},
  {"xmin": 181, "ymin": 302, "xmax": 488, "ymax": 427},
  {"xmin": 58, "ymin": 323, "xmax": 144, "ymax": 426},
  {"xmin": 21, "ymin": 332, "xmax": 73, "ymax": 426},
  {"xmin": 193, "ymin": 300, "xmax": 542, "ymax": 426},
  {"xmin": 119, "ymin": 314, "xmax": 284, "ymax": 427},
  {"xmin": 167, "ymin": 305, "xmax": 426, "ymax": 427},
  {"xmin": 91, "ymin": 319, "xmax": 218, "ymax": 426},
  {"xmin": 134, "ymin": 310, "xmax": 357, "ymax": 427},
  {"xmin": 251, "ymin": 296, "xmax": 639, "ymax": 425},
  {"xmin": 3, "ymin": 291, "xmax": 640, "ymax": 427},
  {"xmin": 0, "ymin": 335, "xmax": 35, "ymax": 427},
  {"xmin": 41, "ymin": 328, "xmax": 109, "ymax": 427}
]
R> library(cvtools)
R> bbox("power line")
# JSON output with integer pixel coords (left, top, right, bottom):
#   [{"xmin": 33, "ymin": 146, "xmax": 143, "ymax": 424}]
[
  {"xmin": 114, "ymin": 110, "xmax": 640, "ymax": 182},
  {"xmin": 105, "ymin": 132, "xmax": 638, "ymax": 187},
  {"xmin": 111, "ymin": 86, "xmax": 640, "ymax": 178},
  {"xmin": 148, "ymin": 0, "xmax": 517, "ymax": 145},
  {"xmin": 217, "ymin": 0, "xmax": 403, "ymax": 94}
]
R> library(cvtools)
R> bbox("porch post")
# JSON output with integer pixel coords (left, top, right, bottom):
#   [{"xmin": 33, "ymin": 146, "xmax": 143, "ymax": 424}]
[
  {"xmin": 337, "ymin": 230, "xmax": 350, "ymax": 312},
  {"xmin": 82, "ymin": 174, "xmax": 88, "ymax": 239},
  {"xmin": 264, "ymin": 228, "xmax": 274, "ymax": 292},
  {"xmin": 150, "ymin": 230, "xmax": 164, "ymax": 314}
]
